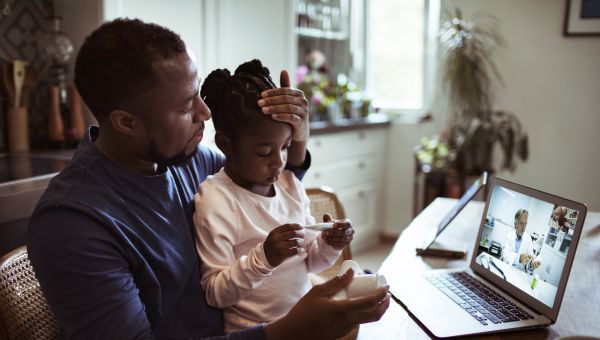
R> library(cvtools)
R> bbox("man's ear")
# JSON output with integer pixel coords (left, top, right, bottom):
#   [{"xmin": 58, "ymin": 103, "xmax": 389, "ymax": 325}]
[
  {"xmin": 107, "ymin": 109, "xmax": 139, "ymax": 136},
  {"xmin": 215, "ymin": 131, "xmax": 232, "ymax": 156}
]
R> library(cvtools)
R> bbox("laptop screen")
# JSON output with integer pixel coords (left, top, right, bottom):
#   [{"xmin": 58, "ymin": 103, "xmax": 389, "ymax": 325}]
[{"xmin": 474, "ymin": 184, "xmax": 582, "ymax": 308}]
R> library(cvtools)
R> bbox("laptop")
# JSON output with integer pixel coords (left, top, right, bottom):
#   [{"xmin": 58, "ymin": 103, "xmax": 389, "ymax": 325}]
[
  {"xmin": 393, "ymin": 176, "xmax": 587, "ymax": 337},
  {"xmin": 416, "ymin": 171, "xmax": 488, "ymax": 258}
]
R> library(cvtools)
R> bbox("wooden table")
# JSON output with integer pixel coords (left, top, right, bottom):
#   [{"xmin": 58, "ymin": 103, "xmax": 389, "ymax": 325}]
[{"xmin": 358, "ymin": 198, "xmax": 600, "ymax": 339}]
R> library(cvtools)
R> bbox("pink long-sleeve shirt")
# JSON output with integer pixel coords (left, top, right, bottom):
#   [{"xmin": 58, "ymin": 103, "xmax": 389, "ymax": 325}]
[{"xmin": 193, "ymin": 169, "xmax": 340, "ymax": 332}]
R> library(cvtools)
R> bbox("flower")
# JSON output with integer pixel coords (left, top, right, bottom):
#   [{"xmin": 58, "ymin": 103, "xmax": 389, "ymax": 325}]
[
  {"xmin": 415, "ymin": 135, "xmax": 452, "ymax": 170},
  {"xmin": 296, "ymin": 51, "xmax": 370, "ymax": 120},
  {"xmin": 295, "ymin": 64, "xmax": 309, "ymax": 84}
]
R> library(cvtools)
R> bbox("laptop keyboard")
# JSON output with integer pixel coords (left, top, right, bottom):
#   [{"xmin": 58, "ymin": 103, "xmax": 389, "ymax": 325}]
[{"xmin": 426, "ymin": 272, "xmax": 535, "ymax": 326}]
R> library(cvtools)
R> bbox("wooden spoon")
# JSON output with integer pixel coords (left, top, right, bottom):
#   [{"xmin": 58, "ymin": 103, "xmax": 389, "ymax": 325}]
[{"xmin": 13, "ymin": 60, "xmax": 29, "ymax": 108}]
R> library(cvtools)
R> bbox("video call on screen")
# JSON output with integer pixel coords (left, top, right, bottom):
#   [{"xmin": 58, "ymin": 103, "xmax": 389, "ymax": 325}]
[{"xmin": 475, "ymin": 185, "xmax": 580, "ymax": 308}]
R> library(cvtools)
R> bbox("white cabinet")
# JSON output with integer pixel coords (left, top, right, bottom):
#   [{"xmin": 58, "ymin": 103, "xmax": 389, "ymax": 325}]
[
  {"xmin": 98, "ymin": 0, "xmax": 295, "ymax": 81},
  {"xmin": 304, "ymin": 128, "xmax": 389, "ymax": 252}
]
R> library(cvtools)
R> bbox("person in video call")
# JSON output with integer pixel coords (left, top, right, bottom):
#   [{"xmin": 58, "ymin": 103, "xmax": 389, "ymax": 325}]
[
  {"xmin": 551, "ymin": 206, "xmax": 571, "ymax": 233},
  {"xmin": 501, "ymin": 209, "xmax": 542, "ymax": 273},
  {"xmin": 27, "ymin": 18, "xmax": 389, "ymax": 339},
  {"xmin": 195, "ymin": 59, "xmax": 354, "ymax": 332}
]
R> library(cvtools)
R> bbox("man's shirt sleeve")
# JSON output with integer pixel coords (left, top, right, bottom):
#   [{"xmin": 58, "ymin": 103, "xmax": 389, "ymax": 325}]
[{"xmin": 285, "ymin": 150, "xmax": 311, "ymax": 181}]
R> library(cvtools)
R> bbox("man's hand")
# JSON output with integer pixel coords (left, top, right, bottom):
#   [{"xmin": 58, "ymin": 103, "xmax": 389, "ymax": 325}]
[
  {"xmin": 530, "ymin": 256, "xmax": 542, "ymax": 269},
  {"xmin": 519, "ymin": 253, "xmax": 529, "ymax": 265},
  {"xmin": 264, "ymin": 224, "xmax": 305, "ymax": 267},
  {"xmin": 264, "ymin": 269, "xmax": 390, "ymax": 340},
  {"xmin": 321, "ymin": 214, "xmax": 354, "ymax": 250},
  {"xmin": 258, "ymin": 70, "xmax": 309, "ymax": 143}
]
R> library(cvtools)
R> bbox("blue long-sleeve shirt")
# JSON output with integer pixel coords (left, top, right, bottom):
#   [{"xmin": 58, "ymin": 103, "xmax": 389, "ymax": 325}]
[{"xmin": 27, "ymin": 126, "xmax": 308, "ymax": 339}]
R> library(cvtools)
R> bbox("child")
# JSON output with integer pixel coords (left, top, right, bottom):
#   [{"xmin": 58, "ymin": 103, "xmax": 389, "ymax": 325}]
[{"xmin": 194, "ymin": 59, "xmax": 354, "ymax": 332}]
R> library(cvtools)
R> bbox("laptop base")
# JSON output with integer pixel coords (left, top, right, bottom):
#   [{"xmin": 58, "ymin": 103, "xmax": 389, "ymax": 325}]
[{"xmin": 392, "ymin": 267, "xmax": 551, "ymax": 338}]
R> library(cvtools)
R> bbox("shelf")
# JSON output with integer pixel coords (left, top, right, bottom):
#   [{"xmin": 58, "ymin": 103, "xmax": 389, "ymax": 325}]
[{"xmin": 295, "ymin": 27, "xmax": 348, "ymax": 40}]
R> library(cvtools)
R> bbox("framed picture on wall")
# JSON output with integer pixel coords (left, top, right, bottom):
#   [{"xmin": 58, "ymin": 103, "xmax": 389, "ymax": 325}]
[{"xmin": 564, "ymin": 0, "xmax": 600, "ymax": 36}]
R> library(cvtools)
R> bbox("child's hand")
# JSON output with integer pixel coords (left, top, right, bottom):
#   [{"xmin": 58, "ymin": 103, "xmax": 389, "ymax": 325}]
[
  {"xmin": 264, "ymin": 223, "xmax": 305, "ymax": 267},
  {"xmin": 321, "ymin": 214, "xmax": 354, "ymax": 250}
]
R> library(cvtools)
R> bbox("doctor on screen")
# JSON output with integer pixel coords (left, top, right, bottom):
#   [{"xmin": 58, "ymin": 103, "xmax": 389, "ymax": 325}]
[{"xmin": 502, "ymin": 209, "xmax": 542, "ymax": 273}]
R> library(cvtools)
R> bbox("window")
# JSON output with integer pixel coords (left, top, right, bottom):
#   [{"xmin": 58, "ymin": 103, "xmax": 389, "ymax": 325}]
[{"xmin": 366, "ymin": 0, "xmax": 439, "ymax": 114}]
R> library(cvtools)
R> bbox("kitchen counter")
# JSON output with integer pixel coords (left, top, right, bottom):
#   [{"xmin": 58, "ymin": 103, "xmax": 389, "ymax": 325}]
[
  {"xmin": 309, "ymin": 113, "xmax": 391, "ymax": 135},
  {"xmin": 0, "ymin": 149, "xmax": 75, "ymax": 256},
  {"xmin": 0, "ymin": 150, "xmax": 74, "ymax": 191}
]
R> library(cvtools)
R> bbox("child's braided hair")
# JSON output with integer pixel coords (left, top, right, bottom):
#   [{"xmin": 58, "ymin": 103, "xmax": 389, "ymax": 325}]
[{"xmin": 201, "ymin": 59, "xmax": 277, "ymax": 139}]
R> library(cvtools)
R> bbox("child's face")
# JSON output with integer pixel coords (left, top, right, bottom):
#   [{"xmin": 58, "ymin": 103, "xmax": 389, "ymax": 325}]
[{"xmin": 225, "ymin": 117, "xmax": 292, "ymax": 196}]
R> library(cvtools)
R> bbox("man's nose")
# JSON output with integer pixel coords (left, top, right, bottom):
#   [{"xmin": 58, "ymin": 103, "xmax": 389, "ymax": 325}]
[{"xmin": 193, "ymin": 96, "xmax": 211, "ymax": 122}]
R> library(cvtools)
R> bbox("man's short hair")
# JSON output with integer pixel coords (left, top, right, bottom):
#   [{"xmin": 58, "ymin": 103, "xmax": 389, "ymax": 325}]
[
  {"xmin": 74, "ymin": 18, "xmax": 186, "ymax": 123},
  {"xmin": 514, "ymin": 209, "xmax": 529, "ymax": 225}
]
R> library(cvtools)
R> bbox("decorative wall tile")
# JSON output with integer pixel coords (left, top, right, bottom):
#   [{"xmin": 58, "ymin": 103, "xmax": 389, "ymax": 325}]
[{"xmin": 0, "ymin": 0, "xmax": 54, "ymax": 150}]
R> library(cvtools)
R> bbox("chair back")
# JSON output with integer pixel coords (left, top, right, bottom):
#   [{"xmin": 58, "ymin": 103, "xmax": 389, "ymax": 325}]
[
  {"xmin": 0, "ymin": 246, "xmax": 59, "ymax": 340},
  {"xmin": 306, "ymin": 187, "xmax": 358, "ymax": 340},
  {"xmin": 306, "ymin": 187, "xmax": 352, "ymax": 279}
]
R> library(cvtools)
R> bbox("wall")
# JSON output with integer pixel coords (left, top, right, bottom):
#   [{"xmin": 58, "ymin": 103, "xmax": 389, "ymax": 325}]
[
  {"xmin": 443, "ymin": 0, "xmax": 600, "ymax": 211},
  {"xmin": 381, "ymin": 119, "xmax": 442, "ymax": 236},
  {"xmin": 382, "ymin": 0, "xmax": 600, "ymax": 237}
]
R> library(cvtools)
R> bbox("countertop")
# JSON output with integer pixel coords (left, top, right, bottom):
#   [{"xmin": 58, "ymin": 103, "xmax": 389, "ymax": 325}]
[
  {"xmin": 309, "ymin": 113, "xmax": 392, "ymax": 135},
  {"xmin": 0, "ymin": 149, "xmax": 74, "ymax": 193},
  {"xmin": 0, "ymin": 150, "xmax": 75, "ymax": 225}
]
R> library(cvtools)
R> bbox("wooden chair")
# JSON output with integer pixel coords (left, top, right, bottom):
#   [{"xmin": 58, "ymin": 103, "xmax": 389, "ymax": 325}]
[
  {"xmin": 0, "ymin": 246, "xmax": 59, "ymax": 340},
  {"xmin": 306, "ymin": 187, "xmax": 353, "ymax": 283},
  {"xmin": 306, "ymin": 187, "xmax": 358, "ymax": 340}
]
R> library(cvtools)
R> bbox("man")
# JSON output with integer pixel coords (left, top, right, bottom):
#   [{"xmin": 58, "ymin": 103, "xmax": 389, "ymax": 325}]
[
  {"xmin": 501, "ymin": 209, "xmax": 542, "ymax": 273},
  {"xmin": 27, "ymin": 19, "xmax": 389, "ymax": 339}
]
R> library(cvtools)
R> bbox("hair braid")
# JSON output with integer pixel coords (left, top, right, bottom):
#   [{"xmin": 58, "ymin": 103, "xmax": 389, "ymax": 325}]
[
  {"xmin": 201, "ymin": 69, "xmax": 233, "ymax": 131},
  {"xmin": 201, "ymin": 59, "xmax": 277, "ymax": 140}
]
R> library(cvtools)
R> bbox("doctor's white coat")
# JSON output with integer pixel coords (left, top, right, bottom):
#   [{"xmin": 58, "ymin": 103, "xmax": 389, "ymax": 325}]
[{"xmin": 501, "ymin": 230, "xmax": 535, "ymax": 270}]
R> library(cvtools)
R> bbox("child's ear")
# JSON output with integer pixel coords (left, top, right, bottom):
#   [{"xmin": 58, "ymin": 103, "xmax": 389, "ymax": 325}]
[{"xmin": 215, "ymin": 131, "xmax": 232, "ymax": 156}]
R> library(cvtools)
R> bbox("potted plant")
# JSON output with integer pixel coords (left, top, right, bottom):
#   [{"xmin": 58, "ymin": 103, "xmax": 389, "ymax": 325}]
[{"xmin": 439, "ymin": 8, "xmax": 528, "ymax": 175}]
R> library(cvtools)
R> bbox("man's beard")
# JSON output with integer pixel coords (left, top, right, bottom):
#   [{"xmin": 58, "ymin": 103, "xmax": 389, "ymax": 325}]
[{"xmin": 147, "ymin": 139, "xmax": 195, "ymax": 169}]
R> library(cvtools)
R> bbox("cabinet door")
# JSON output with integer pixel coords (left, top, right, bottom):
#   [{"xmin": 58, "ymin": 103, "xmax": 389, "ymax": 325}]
[
  {"xmin": 207, "ymin": 0, "xmax": 295, "ymax": 81},
  {"xmin": 337, "ymin": 183, "xmax": 379, "ymax": 252},
  {"xmin": 103, "ymin": 0, "xmax": 295, "ymax": 84},
  {"xmin": 102, "ymin": 0, "xmax": 204, "ymax": 60},
  {"xmin": 304, "ymin": 154, "xmax": 382, "ymax": 190},
  {"xmin": 307, "ymin": 129, "xmax": 387, "ymax": 165}
]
